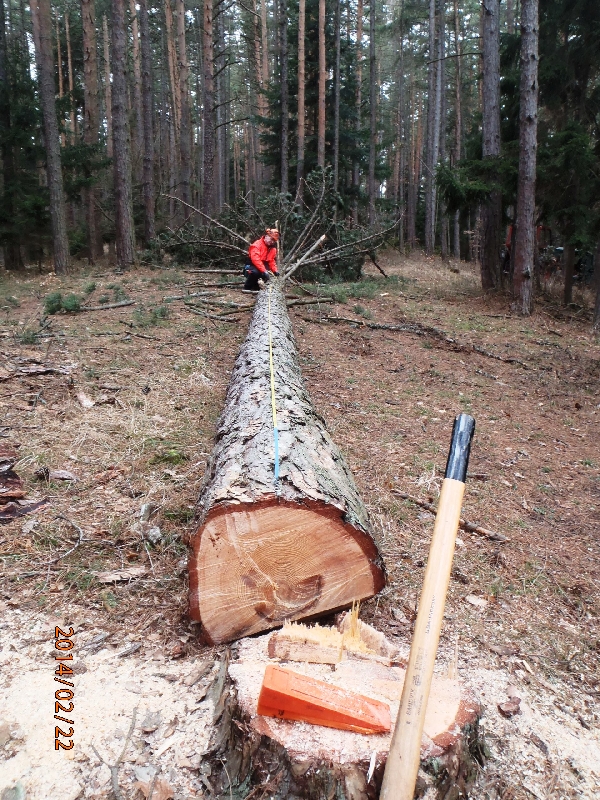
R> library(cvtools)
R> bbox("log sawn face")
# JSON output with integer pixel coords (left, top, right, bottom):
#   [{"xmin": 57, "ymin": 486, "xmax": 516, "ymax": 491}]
[{"xmin": 189, "ymin": 282, "xmax": 386, "ymax": 644}]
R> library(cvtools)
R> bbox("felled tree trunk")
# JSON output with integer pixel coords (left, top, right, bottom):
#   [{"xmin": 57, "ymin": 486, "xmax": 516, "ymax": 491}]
[
  {"xmin": 188, "ymin": 281, "xmax": 386, "ymax": 644},
  {"xmin": 204, "ymin": 636, "xmax": 484, "ymax": 800}
]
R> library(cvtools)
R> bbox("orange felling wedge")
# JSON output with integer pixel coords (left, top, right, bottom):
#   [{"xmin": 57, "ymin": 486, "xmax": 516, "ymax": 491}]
[{"xmin": 257, "ymin": 664, "xmax": 391, "ymax": 734}]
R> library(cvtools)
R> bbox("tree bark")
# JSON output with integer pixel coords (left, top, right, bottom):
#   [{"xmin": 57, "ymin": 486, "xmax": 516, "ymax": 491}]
[
  {"xmin": 164, "ymin": 0, "xmax": 180, "ymax": 142},
  {"xmin": 81, "ymin": 0, "xmax": 101, "ymax": 261},
  {"xmin": 139, "ymin": 0, "xmax": 155, "ymax": 242},
  {"xmin": 205, "ymin": 639, "xmax": 483, "ymax": 799},
  {"xmin": 189, "ymin": 282, "xmax": 386, "ymax": 645},
  {"xmin": 480, "ymin": 0, "xmax": 502, "ymax": 290},
  {"xmin": 128, "ymin": 0, "xmax": 144, "ymax": 184},
  {"xmin": 425, "ymin": 0, "xmax": 443, "ymax": 254},
  {"xmin": 317, "ymin": 0, "xmax": 326, "ymax": 168},
  {"xmin": 56, "ymin": 15, "xmax": 65, "ymax": 148},
  {"xmin": 176, "ymin": 0, "xmax": 191, "ymax": 211},
  {"xmin": 279, "ymin": 0, "xmax": 289, "ymax": 194},
  {"xmin": 368, "ymin": 0, "xmax": 376, "ymax": 224},
  {"xmin": 439, "ymin": 3, "xmax": 448, "ymax": 262},
  {"xmin": 333, "ymin": 0, "xmax": 341, "ymax": 197},
  {"xmin": 452, "ymin": 0, "xmax": 462, "ymax": 259},
  {"xmin": 296, "ymin": 0, "xmax": 306, "ymax": 198},
  {"xmin": 102, "ymin": 14, "xmax": 113, "ymax": 159},
  {"xmin": 352, "ymin": 0, "xmax": 363, "ymax": 223},
  {"xmin": 65, "ymin": 13, "xmax": 77, "ymax": 144},
  {"xmin": 30, "ymin": 0, "xmax": 70, "ymax": 273},
  {"xmin": 512, "ymin": 0, "xmax": 538, "ymax": 315},
  {"xmin": 111, "ymin": 0, "xmax": 136, "ymax": 267},
  {"xmin": 202, "ymin": 0, "xmax": 215, "ymax": 214},
  {"xmin": 0, "ymin": 0, "xmax": 23, "ymax": 270}
]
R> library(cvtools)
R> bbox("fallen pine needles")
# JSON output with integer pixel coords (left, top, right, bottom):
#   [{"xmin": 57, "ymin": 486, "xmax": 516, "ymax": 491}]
[{"xmin": 391, "ymin": 490, "xmax": 508, "ymax": 542}]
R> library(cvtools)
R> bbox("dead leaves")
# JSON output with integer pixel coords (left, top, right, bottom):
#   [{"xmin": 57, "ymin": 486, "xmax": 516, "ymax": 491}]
[{"xmin": 133, "ymin": 777, "xmax": 175, "ymax": 800}]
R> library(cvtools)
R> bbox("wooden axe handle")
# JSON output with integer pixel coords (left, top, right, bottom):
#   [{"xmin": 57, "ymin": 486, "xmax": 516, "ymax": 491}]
[{"xmin": 380, "ymin": 413, "xmax": 475, "ymax": 800}]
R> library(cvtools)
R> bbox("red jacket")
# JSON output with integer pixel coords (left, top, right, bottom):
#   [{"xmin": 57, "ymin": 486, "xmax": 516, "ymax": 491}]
[{"xmin": 249, "ymin": 236, "xmax": 278, "ymax": 274}]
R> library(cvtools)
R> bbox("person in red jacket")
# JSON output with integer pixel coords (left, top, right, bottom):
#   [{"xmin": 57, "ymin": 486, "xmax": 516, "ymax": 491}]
[{"xmin": 243, "ymin": 229, "xmax": 280, "ymax": 290}]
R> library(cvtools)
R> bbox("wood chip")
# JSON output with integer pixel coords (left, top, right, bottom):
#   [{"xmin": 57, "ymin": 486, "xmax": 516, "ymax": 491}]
[
  {"xmin": 182, "ymin": 660, "xmax": 212, "ymax": 687},
  {"xmin": 465, "ymin": 594, "xmax": 489, "ymax": 608},
  {"xmin": 96, "ymin": 566, "xmax": 147, "ymax": 583},
  {"xmin": 76, "ymin": 391, "xmax": 95, "ymax": 409},
  {"xmin": 498, "ymin": 697, "xmax": 521, "ymax": 718}
]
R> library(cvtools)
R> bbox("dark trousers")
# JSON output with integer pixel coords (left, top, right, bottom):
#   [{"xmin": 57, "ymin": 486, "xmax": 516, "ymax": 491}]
[{"xmin": 243, "ymin": 264, "xmax": 263, "ymax": 290}]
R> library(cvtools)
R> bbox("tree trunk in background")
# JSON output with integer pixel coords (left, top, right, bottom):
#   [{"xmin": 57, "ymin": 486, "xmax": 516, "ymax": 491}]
[
  {"xmin": 111, "ymin": 0, "xmax": 136, "ymax": 267},
  {"xmin": 512, "ymin": 0, "xmax": 538, "ymax": 315},
  {"xmin": 102, "ymin": 15, "xmax": 113, "ymax": 159},
  {"xmin": 593, "ymin": 239, "xmax": 600, "ymax": 329},
  {"xmin": 252, "ymin": 0, "xmax": 265, "ymax": 191},
  {"xmin": 81, "ymin": 0, "xmax": 101, "ymax": 261},
  {"xmin": 333, "ymin": 0, "xmax": 341, "ymax": 197},
  {"xmin": 139, "ymin": 0, "xmax": 155, "ymax": 242},
  {"xmin": 352, "ymin": 0, "xmax": 363, "ymax": 222},
  {"xmin": 30, "ymin": 0, "xmax": 70, "ymax": 273},
  {"xmin": 367, "ymin": 0, "xmax": 376, "ymax": 224},
  {"xmin": 506, "ymin": 0, "xmax": 514, "ymax": 33},
  {"xmin": 317, "ymin": 0, "xmax": 326, "ymax": 168},
  {"xmin": 0, "ymin": 0, "xmax": 23, "ymax": 270},
  {"xmin": 202, "ymin": 0, "xmax": 215, "ymax": 214},
  {"xmin": 406, "ymin": 77, "xmax": 417, "ymax": 247},
  {"xmin": 425, "ymin": 0, "xmax": 442, "ymax": 254},
  {"xmin": 296, "ymin": 0, "xmax": 305, "ymax": 198},
  {"xmin": 439, "ymin": 4, "xmax": 448, "ymax": 261},
  {"xmin": 56, "ymin": 16, "xmax": 65, "ymax": 147},
  {"xmin": 279, "ymin": 0, "xmax": 289, "ymax": 194},
  {"xmin": 452, "ymin": 0, "xmax": 462, "ymax": 259},
  {"xmin": 176, "ymin": 0, "xmax": 191, "ymax": 211},
  {"xmin": 164, "ymin": 0, "xmax": 180, "ymax": 143},
  {"xmin": 480, "ymin": 0, "xmax": 502, "ymax": 290},
  {"xmin": 563, "ymin": 243, "xmax": 575, "ymax": 306},
  {"xmin": 129, "ymin": 0, "xmax": 144, "ymax": 184},
  {"xmin": 65, "ymin": 14, "xmax": 77, "ymax": 143}
]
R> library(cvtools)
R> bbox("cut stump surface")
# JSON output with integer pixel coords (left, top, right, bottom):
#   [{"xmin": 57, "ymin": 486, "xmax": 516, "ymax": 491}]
[{"xmin": 207, "ymin": 634, "xmax": 484, "ymax": 799}]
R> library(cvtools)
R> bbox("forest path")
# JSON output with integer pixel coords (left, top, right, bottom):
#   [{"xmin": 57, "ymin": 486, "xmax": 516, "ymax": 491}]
[{"xmin": 0, "ymin": 252, "xmax": 598, "ymax": 798}]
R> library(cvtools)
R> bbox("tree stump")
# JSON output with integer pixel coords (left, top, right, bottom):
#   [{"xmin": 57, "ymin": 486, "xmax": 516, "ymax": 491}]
[
  {"xmin": 205, "ymin": 634, "xmax": 484, "ymax": 800},
  {"xmin": 189, "ymin": 281, "xmax": 386, "ymax": 645}
]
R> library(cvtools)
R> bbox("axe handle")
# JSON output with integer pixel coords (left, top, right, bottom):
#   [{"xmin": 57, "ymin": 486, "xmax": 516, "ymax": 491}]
[{"xmin": 380, "ymin": 414, "xmax": 475, "ymax": 800}]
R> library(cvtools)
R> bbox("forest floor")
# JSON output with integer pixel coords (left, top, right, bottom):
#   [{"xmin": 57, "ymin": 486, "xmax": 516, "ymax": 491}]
[{"xmin": 0, "ymin": 250, "xmax": 598, "ymax": 800}]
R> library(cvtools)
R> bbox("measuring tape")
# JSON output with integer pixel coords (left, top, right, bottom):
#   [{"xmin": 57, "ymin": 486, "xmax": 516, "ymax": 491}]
[{"xmin": 267, "ymin": 285, "xmax": 280, "ymax": 487}]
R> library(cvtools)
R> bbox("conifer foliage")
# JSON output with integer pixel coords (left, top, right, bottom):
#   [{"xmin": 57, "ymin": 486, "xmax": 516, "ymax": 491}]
[{"xmin": 0, "ymin": 0, "xmax": 597, "ymax": 321}]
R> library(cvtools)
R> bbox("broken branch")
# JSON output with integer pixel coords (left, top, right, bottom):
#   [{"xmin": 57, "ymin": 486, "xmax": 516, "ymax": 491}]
[{"xmin": 391, "ymin": 490, "xmax": 507, "ymax": 542}]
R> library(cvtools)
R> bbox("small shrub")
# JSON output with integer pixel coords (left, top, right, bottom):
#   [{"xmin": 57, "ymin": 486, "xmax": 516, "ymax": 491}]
[
  {"xmin": 44, "ymin": 292, "xmax": 64, "ymax": 315},
  {"xmin": 84, "ymin": 281, "xmax": 97, "ymax": 295},
  {"xmin": 353, "ymin": 304, "xmax": 373, "ymax": 319},
  {"xmin": 134, "ymin": 304, "xmax": 170, "ymax": 327},
  {"xmin": 18, "ymin": 329, "xmax": 38, "ymax": 344},
  {"xmin": 62, "ymin": 294, "xmax": 82, "ymax": 313},
  {"xmin": 150, "ymin": 447, "xmax": 188, "ymax": 466},
  {"xmin": 98, "ymin": 294, "xmax": 110, "ymax": 305}
]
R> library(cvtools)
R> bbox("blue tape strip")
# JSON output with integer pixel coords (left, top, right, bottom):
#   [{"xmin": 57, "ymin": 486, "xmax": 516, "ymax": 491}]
[{"xmin": 273, "ymin": 427, "xmax": 280, "ymax": 484}]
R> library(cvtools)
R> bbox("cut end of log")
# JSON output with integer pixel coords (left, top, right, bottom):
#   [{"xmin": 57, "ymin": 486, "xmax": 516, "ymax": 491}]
[{"xmin": 188, "ymin": 499, "xmax": 386, "ymax": 645}]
